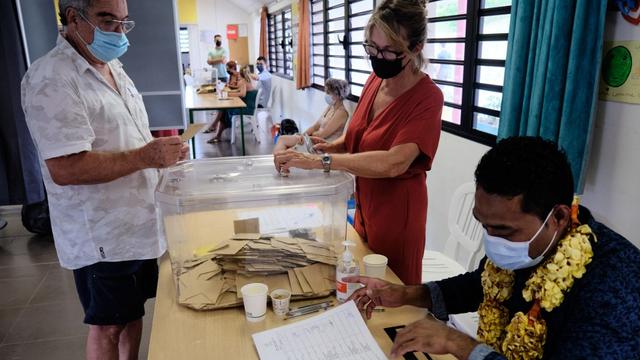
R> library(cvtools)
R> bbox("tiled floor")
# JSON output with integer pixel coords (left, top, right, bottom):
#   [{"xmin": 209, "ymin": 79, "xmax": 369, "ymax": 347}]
[{"xmin": 0, "ymin": 124, "xmax": 275, "ymax": 359}]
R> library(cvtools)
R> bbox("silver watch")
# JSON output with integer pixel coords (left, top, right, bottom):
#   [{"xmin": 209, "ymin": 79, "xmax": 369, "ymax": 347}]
[{"xmin": 321, "ymin": 153, "xmax": 332, "ymax": 173}]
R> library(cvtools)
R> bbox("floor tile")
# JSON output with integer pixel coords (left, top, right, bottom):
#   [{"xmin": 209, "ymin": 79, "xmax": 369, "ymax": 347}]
[
  {"xmin": 0, "ymin": 307, "xmax": 24, "ymax": 344},
  {"xmin": 4, "ymin": 301, "xmax": 87, "ymax": 344},
  {"xmin": 0, "ymin": 336, "xmax": 86, "ymax": 360},
  {"xmin": 0, "ymin": 236, "xmax": 58, "ymax": 268},
  {"xmin": 29, "ymin": 269, "xmax": 77, "ymax": 306},
  {"xmin": 0, "ymin": 263, "xmax": 57, "ymax": 281},
  {"xmin": 0, "ymin": 277, "xmax": 42, "ymax": 308}
]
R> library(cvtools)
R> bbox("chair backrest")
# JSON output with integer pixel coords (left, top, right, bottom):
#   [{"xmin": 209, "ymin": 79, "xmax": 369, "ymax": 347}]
[
  {"xmin": 444, "ymin": 182, "xmax": 485, "ymax": 271},
  {"xmin": 242, "ymin": 89, "xmax": 259, "ymax": 116}
]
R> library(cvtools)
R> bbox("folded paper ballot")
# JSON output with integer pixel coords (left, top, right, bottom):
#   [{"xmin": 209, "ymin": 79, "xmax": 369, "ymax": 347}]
[{"xmin": 176, "ymin": 224, "xmax": 338, "ymax": 310}]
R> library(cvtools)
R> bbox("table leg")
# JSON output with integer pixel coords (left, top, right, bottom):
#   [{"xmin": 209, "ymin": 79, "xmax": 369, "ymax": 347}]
[
  {"xmin": 189, "ymin": 109, "xmax": 196, "ymax": 159},
  {"xmin": 239, "ymin": 109, "xmax": 246, "ymax": 156}
]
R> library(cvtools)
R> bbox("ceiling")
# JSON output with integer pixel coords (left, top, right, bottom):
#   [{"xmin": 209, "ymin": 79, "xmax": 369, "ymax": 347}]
[{"xmin": 230, "ymin": 0, "xmax": 271, "ymax": 13}]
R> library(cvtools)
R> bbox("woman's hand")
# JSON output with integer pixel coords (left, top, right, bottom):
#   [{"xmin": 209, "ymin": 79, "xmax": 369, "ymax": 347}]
[
  {"xmin": 390, "ymin": 316, "xmax": 478, "ymax": 359},
  {"xmin": 273, "ymin": 149, "xmax": 321, "ymax": 172},
  {"xmin": 344, "ymin": 276, "xmax": 408, "ymax": 319}
]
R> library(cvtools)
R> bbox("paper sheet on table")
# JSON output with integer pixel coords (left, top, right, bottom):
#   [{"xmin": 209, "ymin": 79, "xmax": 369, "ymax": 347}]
[
  {"xmin": 238, "ymin": 206, "xmax": 323, "ymax": 234},
  {"xmin": 180, "ymin": 123, "xmax": 207, "ymax": 142},
  {"xmin": 252, "ymin": 301, "xmax": 386, "ymax": 360}
]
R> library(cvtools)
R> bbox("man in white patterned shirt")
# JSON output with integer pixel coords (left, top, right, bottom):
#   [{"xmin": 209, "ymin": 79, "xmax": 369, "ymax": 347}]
[{"xmin": 21, "ymin": 1, "xmax": 187, "ymax": 358}]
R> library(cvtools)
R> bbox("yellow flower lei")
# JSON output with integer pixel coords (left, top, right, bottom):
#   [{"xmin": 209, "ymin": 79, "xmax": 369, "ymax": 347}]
[{"xmin": 477, "ymin": 198, "xmax": 597, "ymax": 360}]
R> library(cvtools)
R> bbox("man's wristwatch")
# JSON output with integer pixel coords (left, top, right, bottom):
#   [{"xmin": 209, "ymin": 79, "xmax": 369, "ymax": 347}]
[{"xmin": 321, "ymin": 153, "xmax": 332, "ymax": 173}]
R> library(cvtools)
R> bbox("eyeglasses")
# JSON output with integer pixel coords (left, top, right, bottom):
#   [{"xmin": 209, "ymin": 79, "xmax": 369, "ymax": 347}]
[
  {"xmin": 78, "ymin": 10, "xmax": 135, "ymax": 34},
  {"xmin": 363, "ymin": 43, "xmax": 405, "ymax": 61}
]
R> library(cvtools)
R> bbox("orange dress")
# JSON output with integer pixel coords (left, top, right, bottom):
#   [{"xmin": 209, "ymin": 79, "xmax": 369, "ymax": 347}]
[{"xmin": 344, "ymin": 73, "xmax": 443, "ymax": 285}]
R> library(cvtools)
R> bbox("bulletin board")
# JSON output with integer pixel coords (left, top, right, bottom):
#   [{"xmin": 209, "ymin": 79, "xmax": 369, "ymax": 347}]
[{"xmin": 599, "ymin": 40, "xmax": 640, "ymax": 105}]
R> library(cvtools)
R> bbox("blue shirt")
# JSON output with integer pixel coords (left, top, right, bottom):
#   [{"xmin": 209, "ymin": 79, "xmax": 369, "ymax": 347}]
[
  {"xmin": 428, "ymin": 207, "xmax": 640, "ymax": 359},
  {"xmin": 257, "ymin": 70, "xmax": 272, "ymax": 107}
]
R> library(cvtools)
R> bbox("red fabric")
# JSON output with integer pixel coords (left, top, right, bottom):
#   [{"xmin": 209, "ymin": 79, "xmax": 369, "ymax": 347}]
[{"xmin": 344, "ymin": 73, "xmax": 443, "ymax": 285}]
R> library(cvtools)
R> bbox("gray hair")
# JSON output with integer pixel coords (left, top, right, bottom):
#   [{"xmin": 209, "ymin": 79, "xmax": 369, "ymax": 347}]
[
  {"xmin": 325, "ymin": 78, "xmax": 350, "ymax": 100},
  {"xmin": 59, "ymin": 0, "xmax": 94, "ymax": 26}
]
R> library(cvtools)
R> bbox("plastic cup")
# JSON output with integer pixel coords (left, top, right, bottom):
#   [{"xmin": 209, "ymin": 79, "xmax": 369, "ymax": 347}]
[
  {"xmin": 363, "ymin": 254, "xmax": 388, "ymax": 279},
  {"xmin": 270, "ymin": 289, "xmax": 291, "ymax": 317},
  {"xmin": 240, "ymin": 283, "xmax": 268, "ymax": 322}
]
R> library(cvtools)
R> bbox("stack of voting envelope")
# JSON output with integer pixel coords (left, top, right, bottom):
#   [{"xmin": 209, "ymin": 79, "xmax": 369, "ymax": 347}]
[{"xmin": 176, "ymin": 232, "xmax": 338, "ymax": 310}]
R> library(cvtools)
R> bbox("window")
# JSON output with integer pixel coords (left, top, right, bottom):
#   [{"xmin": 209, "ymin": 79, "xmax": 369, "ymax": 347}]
[
  {"xmin": 311, "ymin": 0, "xmax": 375, "ymax": 98},
  {"xmin": 179, "ymin": 27, "xmax": 189, "ymax": 53},
  {"xmin": 268, "ymin": 8, "xmax": 294, "ymax": 78},
  {"xmin": 426, "ymin": 0, "xmax": 512, "ymax": 144},
  {"xmin": 309, "ymin": 0, "xmax": 511, "ymax": 144}
]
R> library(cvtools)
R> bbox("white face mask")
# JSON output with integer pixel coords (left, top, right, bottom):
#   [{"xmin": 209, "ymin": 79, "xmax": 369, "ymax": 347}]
[
  {"xmin": 325, "ymin": 94, "xmax": 336, "ymax": 105},
  {"xmin": 483, "ymin": 208, "xmax": 558, "ymax": 270}
]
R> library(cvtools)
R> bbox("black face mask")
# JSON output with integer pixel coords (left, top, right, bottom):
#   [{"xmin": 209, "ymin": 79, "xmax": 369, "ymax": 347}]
[
  {"xmin": 370, "ymin": 55, "xmax": 408, "ymax": 79},
  {"xmin": 215, "ymin": 40, "xmax": 222, "ymax": 47}
]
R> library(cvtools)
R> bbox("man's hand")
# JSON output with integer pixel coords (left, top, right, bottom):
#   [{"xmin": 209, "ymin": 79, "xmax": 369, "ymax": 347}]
[
  {"xmin": 344, "ymin": 276, "xmax": 408, "ymax": 319},
  {"xmin": 179, "ymin": 143, "xmax": 190, "ymax": 161},
  {"xmin": 136, "ymin": 136, "xmax": 183, "ymax": 168},
  {"xmin": 390, "ymin": 316, "xmax": 478, "ymax": 359}
]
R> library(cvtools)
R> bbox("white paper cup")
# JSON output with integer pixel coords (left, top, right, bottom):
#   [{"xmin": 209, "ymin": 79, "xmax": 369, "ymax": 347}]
[
  {"xmin": 270, "ymin": 289, "xmax": 291, "ymax": 317},
  {"xmin": 241, "ymin": 283, "xmax": 268, "ymax": 322},
  {"xmin": 363, "ymin": 254, "xmax": 388, "ymax": 279}
]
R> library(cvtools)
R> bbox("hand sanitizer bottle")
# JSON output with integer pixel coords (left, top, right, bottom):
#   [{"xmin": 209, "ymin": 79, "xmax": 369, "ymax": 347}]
[{"xmin": 336, "ymin": 240, "xmax": 359, "ymax": 302}]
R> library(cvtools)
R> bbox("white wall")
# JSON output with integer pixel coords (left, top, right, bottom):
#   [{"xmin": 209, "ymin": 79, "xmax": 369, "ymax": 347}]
[
  {"xmin": 581, "ymin": 13, "xmax": 640, "ymax": 248},
  {"xmin": 188, "ymin": 0, "xmax": 253, "ymax": 72}
]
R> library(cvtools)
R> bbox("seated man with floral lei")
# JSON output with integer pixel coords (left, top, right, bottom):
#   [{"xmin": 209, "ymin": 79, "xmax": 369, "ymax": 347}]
[{"xmin": 346, "ymin": 136, "xmax": 640, "ymax": 360}]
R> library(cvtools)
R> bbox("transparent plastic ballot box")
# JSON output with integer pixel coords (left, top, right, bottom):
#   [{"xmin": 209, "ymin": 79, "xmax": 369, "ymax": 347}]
[{"xmin": 154, "ymin": 155, "xmax": 354, "ymax": 306}]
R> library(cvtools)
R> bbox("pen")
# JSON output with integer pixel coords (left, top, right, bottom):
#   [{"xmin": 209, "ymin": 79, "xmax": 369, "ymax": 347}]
[{"xmin": 285, "ymin": 308, "xmax": 322, "ymax": 320}]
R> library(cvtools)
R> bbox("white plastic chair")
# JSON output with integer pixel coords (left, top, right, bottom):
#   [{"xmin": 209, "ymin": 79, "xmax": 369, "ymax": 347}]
[
  {"xmin": 231, "ymin": 88, "xmax": 261, "ymax": 144},
  {"xmin": 422, "ymin": 182, "xmax": 484, "ymax": 338}
]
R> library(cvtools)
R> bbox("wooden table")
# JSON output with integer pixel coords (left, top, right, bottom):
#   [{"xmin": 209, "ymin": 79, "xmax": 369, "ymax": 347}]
[
  {"xmin": 184, "ymin": 86, "xmax": 247, "ymax": 158},
  {"xmin": 149, "ymin": 215, "xmax": 453, "ymax": 360}
]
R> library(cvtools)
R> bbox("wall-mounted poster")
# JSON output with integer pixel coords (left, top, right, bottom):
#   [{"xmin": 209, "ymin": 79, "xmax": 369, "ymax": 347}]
[{"xmin": 599, "ymin": 40, "xmax": 640, "ymax": 104}]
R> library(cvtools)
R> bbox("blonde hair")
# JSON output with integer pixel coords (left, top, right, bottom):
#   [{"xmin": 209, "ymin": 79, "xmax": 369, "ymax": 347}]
[
  {"xmin": 239, "ymin": 65, "xmax": 253, "ymax": 83},
  {"xmin": 365, "ymin": 0, "xmax": 428, "ymax": 72}
]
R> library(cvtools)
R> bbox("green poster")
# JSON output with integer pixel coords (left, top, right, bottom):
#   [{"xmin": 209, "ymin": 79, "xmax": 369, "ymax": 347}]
[{"xmin": 599, "ymin": 41, "xmax": 640, "ymax": 104}]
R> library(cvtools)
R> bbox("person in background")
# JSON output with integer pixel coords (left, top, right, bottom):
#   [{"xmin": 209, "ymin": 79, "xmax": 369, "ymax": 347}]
[
  {"xmin": 21, "ymin": 0, "xmax": 188, "ymax": 359},
  {"xmin": 273, "ymin": 78, "xmax": 350, "ymax": 154},
  {"xmin": 274, "ymin": 0, "xmax": 443, "ymax": 285},
  {"xmin": 346, "ymin": 137, "xmax": 640, "ymax": 360},
  {"xmin": 207, "ymin": 34, "xmax": 227, "ymax": 83},
  {"xmin": 240, "ymin": 64, "xmax": 258, "ymax": 90},
  {"xmin": 207, "ymin": 61, "xmax": 256, "ymax": 143},
  {"xmin": 255, "ymin": 56, "xmax": 272, "ymax": 108}
]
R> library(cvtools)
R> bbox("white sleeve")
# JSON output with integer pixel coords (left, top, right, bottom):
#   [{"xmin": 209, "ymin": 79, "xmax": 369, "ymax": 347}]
[{"xmin": 22, "ymin": 75, "xmax": 94, "ymax": 160}]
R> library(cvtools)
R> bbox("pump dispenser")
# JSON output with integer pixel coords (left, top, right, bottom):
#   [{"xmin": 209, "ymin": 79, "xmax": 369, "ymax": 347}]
[{"xmin": 336, "ymin": 240, "xmax": 360, "ymax": 302}]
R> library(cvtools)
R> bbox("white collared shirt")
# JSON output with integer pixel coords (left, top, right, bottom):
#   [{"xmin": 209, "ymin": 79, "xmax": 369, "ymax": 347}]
[{"xmin": 21, "ymin": 35, "xmax": 165, "ymax": 269}]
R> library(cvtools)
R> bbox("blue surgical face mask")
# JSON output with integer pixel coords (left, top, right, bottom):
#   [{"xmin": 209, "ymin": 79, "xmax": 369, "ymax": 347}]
[
  {"xmin": 325, "ymin": 94, "xmax": 336, "ymax": 105},
  {"xmin": 77, "ymin": 13, "xmax": 129, "ymax": 63},
  {"xmin": 483, "ymin": 209, "xmax": 558, "ymax": 270},
  {"xmin": 256, "ymin": 64, "xmax": 264, "ymax": 73}
]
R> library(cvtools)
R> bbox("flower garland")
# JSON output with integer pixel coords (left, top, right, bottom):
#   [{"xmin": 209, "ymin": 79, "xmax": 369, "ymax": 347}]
[{"xmin": 477, "ymin": 199, "xmax": 597, "ymax": 360}]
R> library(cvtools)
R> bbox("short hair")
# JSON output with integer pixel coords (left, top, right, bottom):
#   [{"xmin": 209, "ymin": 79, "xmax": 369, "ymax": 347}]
[
  {"xmin": 366, "ymin": 0, "xmax": 428, "ymax": 71},
  {"xmin": 257, "ymin": 56, "xmax": 267, "ymax": 63},
  {"xmin": 474, "ymin": 136, "xmax": 574, "ymax": 220},
  {"xmin": 59, "ymin": 0, "xmax": 94, "ymax": 26},
  {"xmin": 214, "ymin": 34, "xmax": 222, "ymax": 39},
  {"xmin": 324, "ymin": 78, "xmax": 350, "ymax": 99}
]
